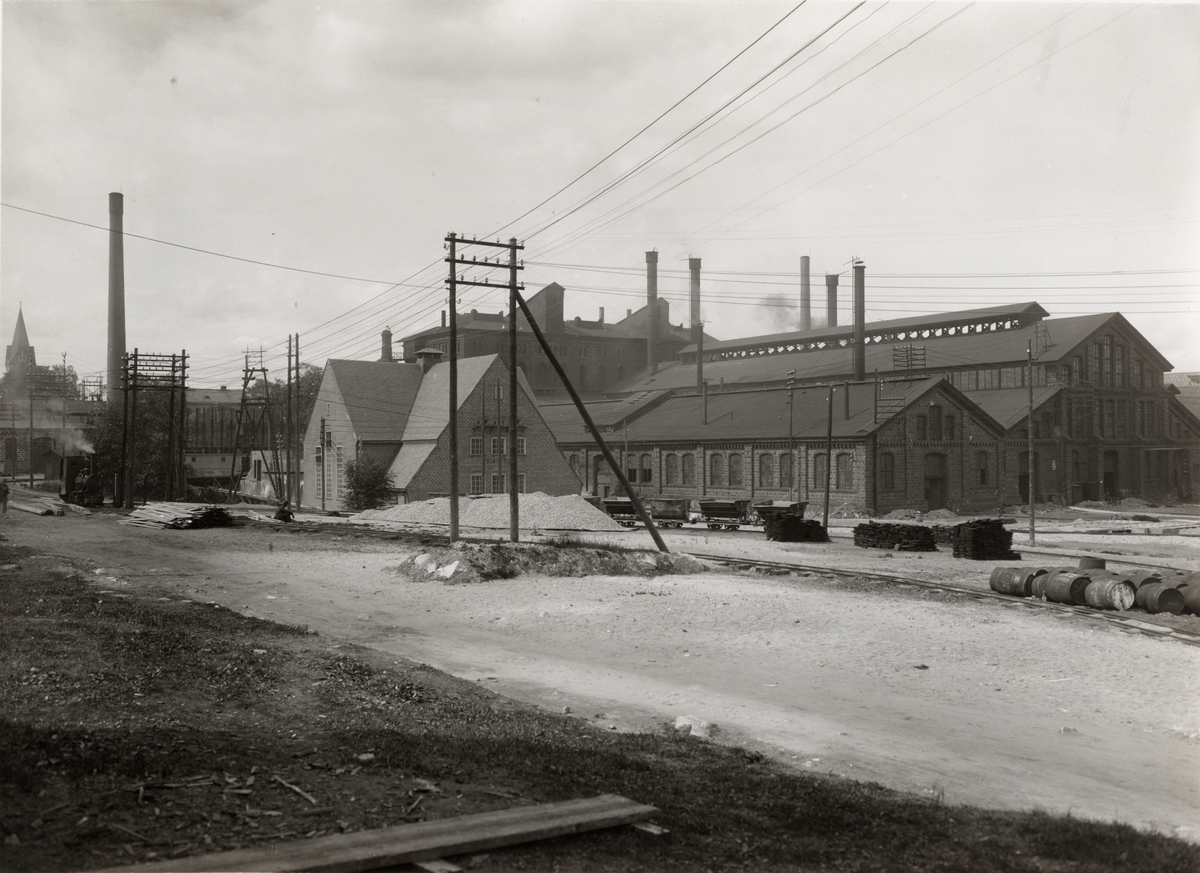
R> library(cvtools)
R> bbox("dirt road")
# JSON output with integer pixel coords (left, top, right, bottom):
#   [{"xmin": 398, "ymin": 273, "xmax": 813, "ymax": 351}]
[{"xmin": 7, "ymin": 512, "xmax": 1198, "ymax": 841}]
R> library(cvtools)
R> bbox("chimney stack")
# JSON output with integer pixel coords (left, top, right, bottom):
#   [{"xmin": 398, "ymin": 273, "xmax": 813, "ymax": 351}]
[
  {"xmin": 441, "ymin": 310, "xmax": 446, "ymax": 328},
  {"xmin": 800, "ymin": 255, "xmax": 811, "ymax": 332},
  {"xmin": 646, "ymin": 250, "xmax": 658, "ymax": 375},
  {"xmin": 380, "ymin": 328, "xmax": 393, "ymax": 362},
  {"xmin": 106, "ymin": 192, "xmax": 126, "ymax": 395},
  {"xmin": 825, "ymin": 273, "xmax": 839, "ymax": 327},
  {"xmin": 598, "ymin": 306, "xmax": 604, "ymax": 324},
  {"xmin": 853, "ymin": 261, "xmax": 865, "ymax": 381}
]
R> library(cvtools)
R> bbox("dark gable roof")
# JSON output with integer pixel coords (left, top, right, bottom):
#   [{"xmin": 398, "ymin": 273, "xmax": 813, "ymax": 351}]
[
  {"xmin": 548, "ymin": 376, "xmax": 1003, "ymax": 445},
  {"xmin": 964, "ymin": 385, "xmax": 1063, "ymax": 431},
  {"xmin": 326, "ymin": 359, "xmax": 425, "ymax": 442},
  {"xmin": 613, "ymin": 311, "xmax": 1170, "ymax": 394}
]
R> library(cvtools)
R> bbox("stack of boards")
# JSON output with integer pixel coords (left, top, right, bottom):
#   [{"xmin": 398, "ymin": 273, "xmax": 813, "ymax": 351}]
[{"xmin": 120, "ymin": 502, "xmax": 234, "ymax": 530}]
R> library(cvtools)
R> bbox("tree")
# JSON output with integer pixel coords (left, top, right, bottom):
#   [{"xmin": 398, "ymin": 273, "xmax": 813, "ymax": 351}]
[
  {"xmin": 85, "ymin": 393, "xmax": 184, "ymax": 503},
  {"xmin": 343, "ymin": 456, "xmax": 394, "ymax": 510}
]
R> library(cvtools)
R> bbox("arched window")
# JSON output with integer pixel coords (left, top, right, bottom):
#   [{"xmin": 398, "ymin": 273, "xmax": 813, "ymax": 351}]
[
  {"xmin": 915, "ymin": 415, "xmax": 928, "ymax": 441},
  {"xmin": 640, "ymin": 453, "xmax": 653, "ymax": 484},
  {"xmin": 813, "ymin": 453, "xmax": 828, "ymax": 489},
  {"xmin": 710, "ymin": 454, "xmax": 724, "ymax": 488},
  {"xmin": 665, "ymin": 454, "xmax": 679, "ymax": 485},
  {"xmin": 758, "ymin": 454, "xmax": 774, "ymax": 489},
  {"xmin": 568, "ymin": 454, "xmax": 580, "ymax": 475},
  {"xmin": 682, "ymin": 453, "xmax": 695, "ymax": 486},
  {"xmin": 976, "ymin": 451, "xmax": 989, "ymax": 486},
  {"xmin": 929, "ymin": 406, "xmax": 943, "ymax": 441},
  {"xmin": 779, "ymin": 452, "xmax": 792, "ymax": 489},
  {"xmin": 728, "ymin": 453, "xmax": 743, "ymax": 488},
  {"xmin": 879, "ymin": 452, "xmax": 895, "ymax": 490},
  {"xmin": 945, "ymin": 414, "xmax": 955, "ymax": 440},
  {"xmin": 836, "ymin": 453, "xmax": 854, "ymax": 490}
]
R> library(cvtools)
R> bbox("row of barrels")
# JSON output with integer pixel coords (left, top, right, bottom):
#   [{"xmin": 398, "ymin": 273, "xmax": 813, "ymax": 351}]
[{"xmin": 989, "ymin": 560, "xmax": 1199, "ymax": 615}]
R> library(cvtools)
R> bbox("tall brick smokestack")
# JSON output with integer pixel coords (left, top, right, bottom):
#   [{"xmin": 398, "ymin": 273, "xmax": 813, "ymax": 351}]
[
  {"xmin": 689, "ymin": 257, "xmax": 701, "ymax": 333},
  {"xmin": 107, "ymin": 192, "xmax": 126, "ymax": 395},
  {"xmin": 646, "ymin": 250, "xmax": 658, "ymax": 375},
  {"xmin": 853, "ymin": 261, "xmax": 865, "ymax": 381},
  {"xmin": 380, "ymin": 328, "xmax": 393, "ymax": 362},
  {"xmin": 825, "ymin": 273, "xmax": 838, "ymax": 328},
  {"xmin": 800, "ymin": 255, "xmax": 811, "ymax": 332}
]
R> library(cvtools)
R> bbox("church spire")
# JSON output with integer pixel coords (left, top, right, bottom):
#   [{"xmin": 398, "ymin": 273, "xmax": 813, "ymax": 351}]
[{"xmin": 5, "ymin": 305, "xmax": 36, "ymax": 373}]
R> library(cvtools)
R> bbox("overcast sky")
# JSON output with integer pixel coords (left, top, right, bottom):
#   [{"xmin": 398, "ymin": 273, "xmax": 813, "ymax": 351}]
[{"xmin": 2, "ymin": 1, "xmax": 1197, "ymax": 390}]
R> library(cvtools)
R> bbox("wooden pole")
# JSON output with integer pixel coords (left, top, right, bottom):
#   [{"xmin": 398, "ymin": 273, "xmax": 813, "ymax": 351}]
[
  {"xmin": 514, "ymin": 289, "xmax": 669, "ymax": 553},
  {"xmin": 286, "ymin": 335, "xmax": 293, "ymax": 506},
  {"xmin": 822, "ymin": 383, "xmax": 833, "ymax": 529},
  {"xmin": 1028, "ymin": 341, "xmax": 1036, "ymax": 546},
  {"xmin": 508, "ymin": 238, "xmax": 519, "ymax": 542},
  {"xmin": 447, "ymin": 234, "xmax": 460, "ymax": 542}
]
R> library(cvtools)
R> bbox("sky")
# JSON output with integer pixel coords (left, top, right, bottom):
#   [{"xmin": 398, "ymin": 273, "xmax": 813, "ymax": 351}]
[{"xmin": 2, "ymin": 0, "xmax": 1197, "ymax": 392}]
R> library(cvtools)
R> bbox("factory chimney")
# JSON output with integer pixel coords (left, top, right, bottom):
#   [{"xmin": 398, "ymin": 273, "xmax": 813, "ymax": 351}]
[
  {"xmin": 800, "ymin": 255, "xmax": 811, "ymax": 332},
  {"xmin": 106, "ymin": 192, "xmax": 126, "ymax": 396},
  {"xmin": 689, "ymin": 257, "xmax": 701, "ymax": 334},
  {"xmin": 853, "ymin": 261, "xmax": 865, "ymax": 381},
  {"xmin": 646, "ymin": 250, "xmax": 658, "ymax": 375},
  {"xmin": 825, "ymin": 273, "xmax": 839, "ymax": 328},
  {"xmin": 380, "ymin": 328, "xmax": 393, "ymax": 362}
]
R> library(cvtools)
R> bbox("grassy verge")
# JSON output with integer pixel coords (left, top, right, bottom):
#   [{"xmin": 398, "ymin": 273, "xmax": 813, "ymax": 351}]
[{"xmin": 0, "ymin": 534, "xmax": 1195, "ymax": 872}]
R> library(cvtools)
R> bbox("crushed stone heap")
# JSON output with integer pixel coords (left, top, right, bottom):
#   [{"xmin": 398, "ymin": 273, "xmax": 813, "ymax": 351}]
[{"xmin": 353, "ymin": 492, "xmax": 627, "ymax": 532}]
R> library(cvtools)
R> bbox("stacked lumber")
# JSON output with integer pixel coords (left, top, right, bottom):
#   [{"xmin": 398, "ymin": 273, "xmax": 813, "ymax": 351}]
[
  {"xmin": 950, "ymin": 519, "xmax": 1019, "ymax": 560},
  {"xmin": 764, "ymin": 517, "xmax": 828, "ymax": 543},
  {"xmin": 120, "ymin": 503, "xmax": 234, "ymax": 530},
  {"xmin": 930, "ymin": 524, "xmax": 956, "ymax": 545},
  {"xmin": 852, "ymin": 522, "xmax": 937, "ymax": 552}
]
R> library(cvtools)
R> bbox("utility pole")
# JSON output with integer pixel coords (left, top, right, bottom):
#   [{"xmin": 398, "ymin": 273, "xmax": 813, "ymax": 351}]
[
  {"xmin": 823, "ymin": 383, "xmax": 834, "ymax": 530},
  {"xmin": 320, "ymin": 417, "xmax": 327, "ymax": 512},
  {"xmin": 293, "ymin": 334, "xmax": 301, "ymax": 506},
  {"xmin": 286, "ymin": 335, "xmax": 293, "ymax": 507},
  {"xmin": 445, "ymin": 233, "xmax": 525, "ymax": 540},
  {"xmin": 508, "ymin": 238, "xmax": 519, "ymax": 543},
  {"xmin": 787, "ymin": 370, "xmax": 796, "ymax": 502},
  {"xmin": 1028, "ymin": 341, "xmax": 1037, "ymax": 546}
]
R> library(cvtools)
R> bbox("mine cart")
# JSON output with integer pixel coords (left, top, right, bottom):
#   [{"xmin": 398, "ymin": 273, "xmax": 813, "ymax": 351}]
[
  {"xmin": 601, "ymin": 497, "xmax": 639, "ymax": 527},
  {"xmin": 698, "ymin": 498, "xmax": 755, "ymax": 530},
  {"xmin": 754, "ymin": 500, "xmax": 826, "ymax": 542},
  {"xmin": 645, "ymin": 497, "xmax": 690, "ymax": 528}
]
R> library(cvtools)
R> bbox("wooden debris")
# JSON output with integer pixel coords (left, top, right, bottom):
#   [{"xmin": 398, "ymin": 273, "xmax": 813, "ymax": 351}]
[
  {"xmin": 853, "ymin": 522, "xmax": 937, "ymax": 552},
  {"xmin": 413, "ymin": 860, "xmax": 462, "ymax": 873},
  {"xmin": 272, "ymin": 775, "xmax": 318, "ymax": 806},
  {"xmin": 120, "ymin": 503, "xmax": 234, "ymax": 530},
  {"xmin": 631, "ymin": 821, "xmax": 669, "ymax": 836},
  {"xmin": 93, "ymin": 793, "xmax": 657, "ymax": 873},
  {"xmin": 948, "ymin": 519, "xmax": 1019, "ymax": 560}
]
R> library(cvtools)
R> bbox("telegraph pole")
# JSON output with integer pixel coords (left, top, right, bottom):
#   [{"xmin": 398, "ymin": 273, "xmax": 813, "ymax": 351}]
[
  {"xmin": 320, "ymin": 417, "xmax": 327, "ymax": 512},
  {"xmin": 1028, "ymin": 341, "xmax": 1037, "ymax": 545},
  {"xmin": 787, "ymin": 370, "xmax": 796, "ymax": 502},
  {"xmin": 445, "ymin": 233, "xmax": 525, "ymax": 540},
  {"xmin": 286, "ymin": 335, "xmax": 293, "ymax": 506}
]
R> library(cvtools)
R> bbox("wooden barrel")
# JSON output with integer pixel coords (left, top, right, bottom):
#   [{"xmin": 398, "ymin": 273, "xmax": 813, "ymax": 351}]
[
  {"xmin": 1077, "ymin": 556, "xmax": 1106, "ymax": 571},
  {"xmin": 1176, "ymin": 581, "xmax": 1200, "ymax": 616},
  {"xmin": 1135, "ymin": 582, "xmax": 1185, "ymax": 615},
  {"xmin": 1031, "ymin": 569, "xmax": 1054, "ymax": 599},
  {"xmin": 1042, "ymin": 568, "xmax": 1091, "ymax": 605},
  {"xmin": 989, "ymin": 567, "xmax": 1037, "ymax": 597},
  {"xmin": 1083, "ymin": 577, "xmax": 1135, "ymax": 611}
]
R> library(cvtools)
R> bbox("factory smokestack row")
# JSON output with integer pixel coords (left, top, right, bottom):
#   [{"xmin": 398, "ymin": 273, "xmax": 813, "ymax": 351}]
[
  {"xmin": 800, "ymin": 255, "xmax": 811, "ymax": 332},
  {"xmin": 107, "ymin": 192, "xmax": 126, "ymax": 395},
  {"xmin": 825, "ymin": 273, "xmax": 838, "ymax": 327},
  {"xmin": 646, "ymin": 251, "xmax": 658, "ymax": 375},
  {"xmin": 853, "ymin": 261, "xmax": 866, "ymax": 381}
]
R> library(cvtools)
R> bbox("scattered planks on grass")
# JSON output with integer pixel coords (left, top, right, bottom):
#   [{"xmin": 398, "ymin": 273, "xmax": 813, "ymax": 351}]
[
  {"xmin": 119, "ymin": 502, "xmax": 235, "ymax": 530},
  {"xmin": 94, "ymin": 793, "xmax": 658, "ymax": 873}
]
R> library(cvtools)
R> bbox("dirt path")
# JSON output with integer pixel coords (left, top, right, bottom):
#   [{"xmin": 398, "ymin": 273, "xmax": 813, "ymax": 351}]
[{"xmin": 7, "ymin": 513, "xmax": 1198, "ymax": 841}]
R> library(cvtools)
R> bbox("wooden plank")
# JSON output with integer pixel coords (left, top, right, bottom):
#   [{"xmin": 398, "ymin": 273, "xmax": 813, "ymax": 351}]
[{"xmin": 94, "ymin": 794, "xmax": 656, "ymax": 873}]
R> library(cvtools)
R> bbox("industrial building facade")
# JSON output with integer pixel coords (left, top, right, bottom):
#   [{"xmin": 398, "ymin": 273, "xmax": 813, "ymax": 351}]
[{"xmin": 543, "ymin": 301, "xmax": 1199, "ymax": 513}]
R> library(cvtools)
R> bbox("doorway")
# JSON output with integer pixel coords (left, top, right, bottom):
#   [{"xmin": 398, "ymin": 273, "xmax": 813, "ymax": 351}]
[
  {"xmin": 1102, "ymin": 451, "xmax": 1119, "ymax": 501},
  {"xmin": 1019, "ymin": 451, "xmax": 1040, "ymax": 504},
  {"xmin": 924, "ymin": 453, "xmax": 946, "ymax": 511}
]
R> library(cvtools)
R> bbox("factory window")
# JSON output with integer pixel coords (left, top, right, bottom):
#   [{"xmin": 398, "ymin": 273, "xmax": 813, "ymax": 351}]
[
  {"xmin": 1089, "ymin": 343, "xmax": 1101, "ymax": 386},
  {"xmin": 945, "ymin": 415, "xmax": 955, "ymax": 440},
  {"xmin": 1115, "ymin": 344, "xmax": 1126, "ymax": 388},
  {"xmin": 758, "ymin": 454, "xmax": 774, "ymax": 489},
  {"xmin": 779, "ymin": 453, "xmax": 792, "ymax": 489},
  {"xmin": 915, "ymin": 415, "xmax": 928, "ymax": 441},
  {"xmin": 1102, "ymin": 336, "xmax": 1113, "ymax": 388},
  {"xmin": 1071, "ymin": 356, "xmax": 1082, "ymax": 385},
  {"xmin": 516, "ymin": 437, "xmax": 527, "ymax": 456},
  {"xmin": 490, "ymin": 473, "xmax": 504, "ymax": 493},
  {"xmin": 879, "ymin": 452, "xmax": 895, "ymax": 490},
  {"xmin": 577, "ymin": 365, "xmax": 587, "ymax": 389},
  {"xmin": 977, "ymin": 451, "xmax": 990, "ymax": 486},
  {"xmin": 1132, "ymin": 360, "xmax": 1143, "ymax": 390},
  {"xmin": 1103, "ymin": 401, "xmax": 1115, "ymax": 438},
  {"xmin": 929, "ymin": 406, "xmax": 943, "ymax": 441},
  {"xmin": 568, "ymin": 454, "xmax": 580, "ymax": 477},
  {"xmin": 1116, "ymin": 401, "xmax": 1126, "ymax": 438},
  {"xmin": 641, "ymin": 454, "xmax": 653, "ymax": 484},
  {"xmin": 627, "ymin": 455, "xmax": 638, "ymax": 483},
  {"xmin": 518, "ymin": 473, "xmax": 527, "ymax": 493},
  {"xmin": 665, "ymin": 454, "xmax": 679, "ymax": 485},
  {"xmin": 1072, "ymin": 450, "xmax": 1082, "ymax": 482},
  {"xmin": 682, "ymin": 453, "xmax": 695, "ymax": 486},
  {"xmin": 728, "ymin": 453, "xmax": 743, "ymax": 488},
  {"xmin": 836, "ymin": 453, "xmax": 854, "ymax": 490},
  {"xmin": 470, "ymin": 473, "xmax": 483, "ymax": 494},
  {"xmin": 470, "ymin": 436, "xmax": 482, "ymax": 457},
  {"xmin": 813, "ymin": 453, "xmax": 828, "ymax": 490},
  {"xmin": 709, "ymin": 454, "xmax": 724, "ymax": 488},
  {"xmin": 335, "ymin": 446, "xmax": 345, "ymax": 500},
  {"xmin": 491, "ymin": 436, "xmax": 506, "ymax": 456}
]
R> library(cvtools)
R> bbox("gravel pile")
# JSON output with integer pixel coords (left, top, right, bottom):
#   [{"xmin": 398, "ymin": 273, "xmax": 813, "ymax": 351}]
[{"xmin": 354, "ymin": 492, "xmax": 626, "ymax": 532}]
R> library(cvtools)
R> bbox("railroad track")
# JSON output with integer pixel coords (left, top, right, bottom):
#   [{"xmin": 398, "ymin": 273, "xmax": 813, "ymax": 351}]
[{"xmin": 687, "ymin": 552, "xmax": 1200, "ymax": 648}]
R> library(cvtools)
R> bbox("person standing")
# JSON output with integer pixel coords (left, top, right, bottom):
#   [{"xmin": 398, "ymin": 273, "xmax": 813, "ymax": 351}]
[{"xmin": 0, "ymin": 479, "xmax": 9, "ymax": 517}]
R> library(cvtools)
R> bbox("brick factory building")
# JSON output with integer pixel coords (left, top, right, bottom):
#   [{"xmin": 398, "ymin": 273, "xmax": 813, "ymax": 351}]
[{"xmin": 544, "ymin": 301, "xmax": 1199, "ymax": 512}]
